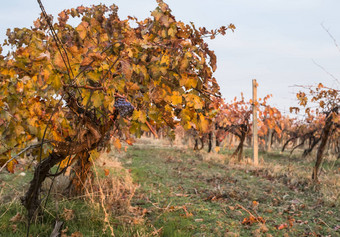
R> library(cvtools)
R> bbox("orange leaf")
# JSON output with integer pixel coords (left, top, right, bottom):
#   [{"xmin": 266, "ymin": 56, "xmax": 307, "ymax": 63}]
[
  {"xmin": 76, "ymin": 21, "xmax": 89, "ymax": 40},
  {"xmin": 277, "ymin": 223, "xmax": 288, "ymax": 230},
  {"xmin": 126, "ymin": 138, "xmax": 134, "ymax": 145},
  {"xmin": 252, "ymin": 201, "xmax": 259, "ymax": 208},
  {"xmin": 104, "ymin": 169, "xmax": 110, "ymax": 176},
  {"xmin": 113, "ymin": 138, "xmax": 122, "ymax": 150}
]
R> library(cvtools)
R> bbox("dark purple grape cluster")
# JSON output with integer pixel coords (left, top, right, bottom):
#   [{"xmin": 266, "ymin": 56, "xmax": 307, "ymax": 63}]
[{"xmin": 114, "ymin": 98, "xmax": 134, "ymax": 117}]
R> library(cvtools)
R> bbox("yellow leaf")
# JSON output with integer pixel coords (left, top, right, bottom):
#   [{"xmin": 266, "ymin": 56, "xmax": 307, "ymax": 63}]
[
  {"xmin": 59, "ymin": 156, "xmax": 75, "ymax": 169},
  {"xmin": 90, "ymin": 149, "xmax": 100, "ymax": 161},
  {"xmin": 180, "ymin": 75, "xmax": 197, "ymax": 89},
  {"xmin": 199, "ymin": 114, "xmax": 209, "ymax": 133},
  {"xmin": 151, "ymin": 9, "xmax": 163, "ymax": 21},
  {"xmin": 132, "ymin": 110, "xmax": 141, "ymax": 121},
  {"xmin": 15, "ymin": 125, "xmax": 25, "ymax": 136},
  {"xmin": 132, "ymin": 110, "xmax": 146, "ymax": 123},
  {"xmin": 185, "ymin": 94, "xmax": 203, "ymax": 109},
  {"xmin": 160, "ymin": 55, "xmax": 170, "ymax": 65},
  {"xmin": 171, "ymin": 92, "xmax": 182, "ymax": 105},
  {"xmin": 168, "ymin": 27, "xmax": 176, "ymax": 37},
  {"xmin": 16, "ymin": 82, "xmax": 24, "ymax": 93},
  {"xmin": 92, "ymin": 92, "xmax": 103, "ymax": 108},
  {"xmin": 139, "ymin": 111, "xmax": 147, "ymax": 123},
  {"xmin": 7, "ymin": 158, "xmax": 18, "ymax": 174}
]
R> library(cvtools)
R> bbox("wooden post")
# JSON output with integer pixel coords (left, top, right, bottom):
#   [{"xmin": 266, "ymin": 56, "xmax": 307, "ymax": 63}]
[{"xmin": 252, "ymin": 79, "xmax": 259, "ymax": 165}]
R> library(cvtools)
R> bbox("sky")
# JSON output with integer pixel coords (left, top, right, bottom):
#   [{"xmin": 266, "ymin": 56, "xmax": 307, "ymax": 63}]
[{"xmin": 1, "ymin": 0, "xmax": 340, "ymax": 115}]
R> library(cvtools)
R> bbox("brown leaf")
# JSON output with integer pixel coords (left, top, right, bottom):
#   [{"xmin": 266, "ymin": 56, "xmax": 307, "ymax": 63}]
[
  {"xmin": 62, "ymin": 208, "xmax": 75, "ymax": 221},
  {"xmin": 11, "ymin": 224, "xmax": 17, "ymax": 233},
  {"xmin": 10, "ymin": 212, "xmax": 23, "ymax": 222},
  {"xmin": 61, "ymin": 227, "xmax": 69, "ymax": 237},
  {"xmin": 120, "ymin": 60, "xmax": 132, "ymax": 80},
  {"xmin": 71, "ymin": 231, "xmax": 83, "ymax": 237}
]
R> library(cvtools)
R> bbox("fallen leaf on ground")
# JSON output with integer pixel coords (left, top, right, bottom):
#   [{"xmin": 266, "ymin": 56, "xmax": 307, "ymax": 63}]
[
  {"xmin": 71, "ymin": 231, "xmax": 83, "ymax": 237},
  {"xmin": 277, "ymin": 223, "xmax": 288, "ymax": 230},
  {"xmin": 11, "ymin": 224, "xmax": 17, "ymax": 233},
  {"xmin": 242, "ymin": 216, "xmax": 265, "ymax": 225},
  {"xmin": 10, "ymin": 212, "xmax": 23, "ymax": 222},
  {"xmin": 104, "ymin": 168, "xmax": 110, "ymax": 176},
  {"xmin": 252, "ymin": 201, "xmax": 259, "ymax": 208},
  {"xmin": 62, "ymin": 208, "xmax": 75, "ymax": 221}
]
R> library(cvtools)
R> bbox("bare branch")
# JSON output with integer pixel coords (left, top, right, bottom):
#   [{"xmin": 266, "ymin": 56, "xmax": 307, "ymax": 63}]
[
  {"xmin": 0, "ymin": 141, "xmax": 50, "ymax": 173},
  {"xmin": 321, "ymin": 23, "xmax": 340, "ymax": 53},
  {"xmin": 63, "ymin": 84, "xmax": 104, "ymax": 91},
  {"xmin": 312, "ymin": 59, "xmax": 340, "ymax": 85}
]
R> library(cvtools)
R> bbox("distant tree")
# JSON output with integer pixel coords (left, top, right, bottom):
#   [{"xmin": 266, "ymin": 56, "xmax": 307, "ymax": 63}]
[{"xmin": 290, "ymin": 84, "xmax": 339, "ymax": 181}]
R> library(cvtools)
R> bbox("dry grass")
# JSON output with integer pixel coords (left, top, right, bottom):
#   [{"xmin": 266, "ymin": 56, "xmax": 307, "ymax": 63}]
[
  {"xmin": 85, "ymin": 153, "xmax": 137, "ymax": 216},
  {"xmin": 42, "ymin": 151, "xmax": 137, "ymax": 215},
  {"xmin": 82, "ymin": 152, "xmax": 141, "ymax": 236},
  {"xmin": 205, "ymin": 148, "xmax": 340, "ymax": 207}
]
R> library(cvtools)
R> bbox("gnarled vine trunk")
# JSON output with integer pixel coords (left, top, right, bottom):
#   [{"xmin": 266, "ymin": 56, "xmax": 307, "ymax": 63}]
[
  {"xmin": 312, "ymin": 113, "xmax": 334, "ymax": 181},
  {"xmin": 67, "ymin": 151, "xmax": 93, "ymax": 196},
  {"xmin": 21, "ymin": 152, "xmax": 66, "ymax": 219}
]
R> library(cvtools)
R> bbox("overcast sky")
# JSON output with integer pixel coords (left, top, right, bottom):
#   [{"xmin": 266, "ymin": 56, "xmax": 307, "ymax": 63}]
[{"xmin": 1, "ymin": 0, "xmax": 340, "ymax": 115}]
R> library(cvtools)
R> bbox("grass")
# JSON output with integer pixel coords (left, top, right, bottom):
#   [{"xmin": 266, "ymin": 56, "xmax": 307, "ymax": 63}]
[
  {"xmin": 0, "ymin": 141, "xmax": 339, "ymax": 236},
  {"xmin": 124, "ymin": 145, "xmax": 340, "ymax": 236}
]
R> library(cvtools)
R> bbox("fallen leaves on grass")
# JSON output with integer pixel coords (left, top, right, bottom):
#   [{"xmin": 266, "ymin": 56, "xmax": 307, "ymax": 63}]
[
  {"xmin": 241, "ymin": 216, "xmax": 265, "ymax": 225},
  {"xmin": 181, "ymin": 205, "xmax": 193, "ymax": 217},
  {"xmin": 224, "ymin": 231, "xmax": 239, "ymax": 237},
  {"xmin": 168, "ymin": 205, "xmax": 193, "ymax": 217},
  {"xmin": 252, "ymin": 224, "xmax": 269, "ymax": 237},
  {"xmin": 236, "ymin": 203, "xmax": 265, "ymax": 225},
  {"xmin": 71, "ymin": 231, "xmax": 83, "ymax": 237},
  {"xmin": 205, "ymin": 193, "xmax": 228, "ymax": 202}
]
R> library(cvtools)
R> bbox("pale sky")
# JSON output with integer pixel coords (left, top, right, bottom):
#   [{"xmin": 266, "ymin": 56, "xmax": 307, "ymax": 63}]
[{"xmin": 1, "ymin": 0, "xmax": 340, "ymax": 115}]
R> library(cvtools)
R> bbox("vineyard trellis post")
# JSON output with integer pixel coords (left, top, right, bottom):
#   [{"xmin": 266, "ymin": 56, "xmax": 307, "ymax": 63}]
[{"xmin": 252, "ymin": 79, "xmax": 259, "ymax": 165}]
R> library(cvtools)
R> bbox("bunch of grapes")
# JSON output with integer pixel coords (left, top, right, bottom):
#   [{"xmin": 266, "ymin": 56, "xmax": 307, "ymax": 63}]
[{"xmin": 114, "ymin": 98, "xmax": 134, "ymax": 117}]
